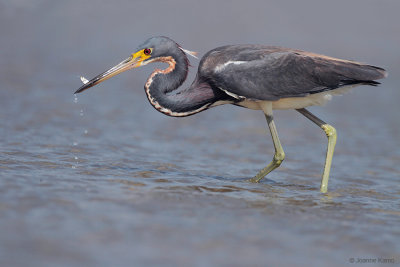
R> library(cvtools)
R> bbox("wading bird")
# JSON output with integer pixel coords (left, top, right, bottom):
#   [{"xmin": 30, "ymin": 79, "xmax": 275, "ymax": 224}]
[{"xmin": 75, "ymin": 36, "xmax": 387, "ymax": 193}]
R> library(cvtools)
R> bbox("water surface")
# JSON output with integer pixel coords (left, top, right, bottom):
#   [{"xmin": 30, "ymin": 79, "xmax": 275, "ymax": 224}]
[{"xmin": 1, "ymin": 1, "xmax": 399, "ymax": 266}]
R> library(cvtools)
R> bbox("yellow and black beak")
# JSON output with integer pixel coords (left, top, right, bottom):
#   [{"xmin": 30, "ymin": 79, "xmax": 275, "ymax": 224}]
[{"xmin": 74, "ymin": 50, "xmax": 151, "ymax": 94}]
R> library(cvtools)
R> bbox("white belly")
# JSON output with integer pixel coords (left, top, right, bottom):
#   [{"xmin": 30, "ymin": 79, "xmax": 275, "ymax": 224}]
[{"xmin": 236, "ymin": 85, "xmax": 356, "ymax": 110}]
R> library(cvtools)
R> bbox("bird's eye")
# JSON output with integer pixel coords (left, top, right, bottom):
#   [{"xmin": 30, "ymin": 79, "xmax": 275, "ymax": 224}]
[{"xmin": 144, "ymin": 48, "xmax": 152, "ymax": 55}]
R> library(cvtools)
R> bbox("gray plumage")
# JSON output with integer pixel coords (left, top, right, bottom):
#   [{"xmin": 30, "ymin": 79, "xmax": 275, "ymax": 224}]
[
  {"xmin": 199, "ymin": 45, "xmax": 387, "ymax": 101},
  {"xmin": 76, "ymin": 37, "xmax": 387, "ymax": 115},
  {"xmin": 74, "ymin": 36, "xmax": 388, "ymax": 192}
]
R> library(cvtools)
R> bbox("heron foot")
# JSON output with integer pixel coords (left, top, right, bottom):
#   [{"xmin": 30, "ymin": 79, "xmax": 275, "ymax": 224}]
[{"xmin": 249, "ymin": 151, "xmax": 285, "ymax": 183}]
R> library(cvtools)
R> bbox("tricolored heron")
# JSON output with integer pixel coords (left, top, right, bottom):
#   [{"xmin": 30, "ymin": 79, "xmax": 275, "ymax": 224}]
[{"xmin": 75, "ymin": 36, "xmax": 387, "ymax": 193}]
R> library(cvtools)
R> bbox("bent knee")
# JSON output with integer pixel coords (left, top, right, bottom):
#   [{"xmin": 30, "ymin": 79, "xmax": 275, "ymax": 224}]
[
  {"xmin": 321, "ymin": 124, "xmax": 337, "ymax": 138},
  {"xmin": 274, "ymin": 151, "xmax": 285, "ymax": 164}
]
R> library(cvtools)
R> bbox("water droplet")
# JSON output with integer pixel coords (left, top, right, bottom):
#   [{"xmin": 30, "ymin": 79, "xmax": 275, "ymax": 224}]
[
  {"xmin": 74, "ymin": 156, "xmax": 78, "ymax": 160},
  {"xmin": 84, "ymin": 130, "xmax": 88, "ymax": 135},
  {"xmin": 74, "ymin": 95, "xmax": 78, "ymax": 103},
  {"xmin": 73, "ymin": 142, "xmax": 78, "ymax": 146},
  {"xmin": 80, "ymin": 76, "xmax": 89, "ymax": 84},
  {"xmin": 72, "ymin": 165, "xmax": 76, "ymax": 169},
  {"xmin": 80, "ymin": 109, "xmax": 84, "ymax": 116}
]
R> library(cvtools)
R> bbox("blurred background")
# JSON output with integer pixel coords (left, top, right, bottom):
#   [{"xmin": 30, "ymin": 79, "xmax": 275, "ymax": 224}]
[{"xmin": 0, "ymin": 0, "xmax": 399, "ymax": 266}]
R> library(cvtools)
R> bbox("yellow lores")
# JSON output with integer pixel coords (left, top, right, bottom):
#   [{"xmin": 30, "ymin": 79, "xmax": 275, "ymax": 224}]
[{"xmin": 132, "ymin": 48, "xmax": 153, "ymax": 66}]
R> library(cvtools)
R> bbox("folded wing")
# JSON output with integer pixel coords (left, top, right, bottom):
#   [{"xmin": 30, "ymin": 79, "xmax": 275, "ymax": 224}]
[{"xmin": 201, "ymin": 46, "xmax": 387, "ymax": 101}]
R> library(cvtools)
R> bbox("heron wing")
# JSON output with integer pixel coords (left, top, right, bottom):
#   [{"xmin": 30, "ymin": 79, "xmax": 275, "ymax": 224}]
[{"xmin": 200, "ymin": 45, "xmax": 386, "ymax": 101}]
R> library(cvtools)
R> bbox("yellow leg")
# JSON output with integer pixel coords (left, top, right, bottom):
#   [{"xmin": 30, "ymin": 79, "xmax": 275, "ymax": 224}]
[
  {"xmin": 297, "ymin": 108, "xmax": 337, "ymax": 193},
  {"xmin": 320, "ymin": 124, "xmax": 337, "ymax": 193},
  {"xmin": 249, "ymin": 114, "xmax": 285, "ymax": 183}
]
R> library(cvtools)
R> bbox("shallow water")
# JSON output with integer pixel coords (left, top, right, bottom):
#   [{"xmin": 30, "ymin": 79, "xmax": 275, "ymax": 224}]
[{"xmin": 1, "ymin": 1, "xmax": 400, "ymax": 266}]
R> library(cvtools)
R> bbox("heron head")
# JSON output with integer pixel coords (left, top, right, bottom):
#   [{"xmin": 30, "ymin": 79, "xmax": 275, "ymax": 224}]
[{"xmin": 74, "ymin": 36, "xmax": 187, "ymax": 94}]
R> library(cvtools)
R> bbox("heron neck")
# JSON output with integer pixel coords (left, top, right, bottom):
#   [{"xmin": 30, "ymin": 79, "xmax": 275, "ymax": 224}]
[{"xmin": 144, "ymin": 52, "xmax": 215, "ymax": 117}]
